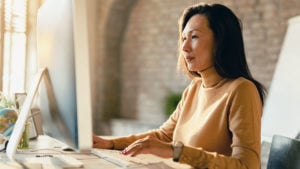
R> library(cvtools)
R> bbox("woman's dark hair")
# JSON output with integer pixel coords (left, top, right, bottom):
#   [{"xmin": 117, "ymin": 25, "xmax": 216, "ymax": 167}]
[{"xmin": 177, "ymin": 3, "xmax": 266, "ymax": 104}]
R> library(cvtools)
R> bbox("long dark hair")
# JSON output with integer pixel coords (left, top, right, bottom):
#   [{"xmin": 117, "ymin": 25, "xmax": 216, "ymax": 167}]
[{"xmin": 177, "ymin": 3, "xmax": 266, "ymax": 104}]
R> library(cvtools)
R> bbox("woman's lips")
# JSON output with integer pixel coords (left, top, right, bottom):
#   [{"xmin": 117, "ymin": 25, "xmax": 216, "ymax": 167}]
[{"xmin": 185, "ymin": 56, "xmax": 195, "ymax": 62}]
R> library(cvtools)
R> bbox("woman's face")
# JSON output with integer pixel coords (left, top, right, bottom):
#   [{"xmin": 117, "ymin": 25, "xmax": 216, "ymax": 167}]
[{"xmin": 181, "ymin": 14, "xmax": 215, "ymax": 72}]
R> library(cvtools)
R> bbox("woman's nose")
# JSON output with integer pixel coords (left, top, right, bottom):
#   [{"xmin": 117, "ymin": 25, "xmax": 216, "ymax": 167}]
[{"xmin": 182, "ymin": 39, "xmax": 191, "ymax": 52}]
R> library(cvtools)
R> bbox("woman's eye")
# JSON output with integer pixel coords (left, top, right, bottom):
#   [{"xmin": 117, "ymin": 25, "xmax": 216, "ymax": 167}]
[
  {"xmin": 182, "ymin": 37, "xmax": 187, "ymax": 41},
  {"xmin": 192, "ymin": 35, "xmax": 198, "ymax": 39}
]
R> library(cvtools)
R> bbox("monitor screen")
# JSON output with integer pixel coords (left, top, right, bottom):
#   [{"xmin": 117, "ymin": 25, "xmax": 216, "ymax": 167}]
[
  {"xmin": 36, "ymin": 0, "xmax": 92, "ymax": 151},
  {"xmin": 262, "ymin": 15, "xmax": 300, "ymax": 141}
]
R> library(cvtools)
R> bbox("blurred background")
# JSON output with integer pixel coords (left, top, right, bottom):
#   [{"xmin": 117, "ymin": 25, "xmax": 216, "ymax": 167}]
[{"xmin": 1, "ymin": 0, "xmax": 300, "ymax": 136}]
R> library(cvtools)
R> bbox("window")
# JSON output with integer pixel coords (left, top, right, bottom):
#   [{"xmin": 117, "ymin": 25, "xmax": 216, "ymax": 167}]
[{"xmin": 0, "ymin": 0, "xmax": 43, "ymax": 96}]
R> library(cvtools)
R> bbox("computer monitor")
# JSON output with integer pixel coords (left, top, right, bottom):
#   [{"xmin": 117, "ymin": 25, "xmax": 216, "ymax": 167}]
[
  {"xmin": 36, "ymin": 0, "xmax": 93, "ymax": 151},
  {"xmin": 6, "ymin": 0, "xmax": 93, "ymax": 160}
]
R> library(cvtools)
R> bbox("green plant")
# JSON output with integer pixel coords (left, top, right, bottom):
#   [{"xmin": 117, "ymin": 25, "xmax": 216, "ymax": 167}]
[
  {"xmin": 0, "ymin": 92, "xmax": 16, "ymax": 110},
  {"xmin": 164, "ymin": 93, "xmax": 181, "ymax": 117}
]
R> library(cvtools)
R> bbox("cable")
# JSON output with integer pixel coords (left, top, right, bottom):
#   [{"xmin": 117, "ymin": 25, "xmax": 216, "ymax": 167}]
[{"xmin": 0, "ymin": 140, "xmax": 9, "ymax": 152}]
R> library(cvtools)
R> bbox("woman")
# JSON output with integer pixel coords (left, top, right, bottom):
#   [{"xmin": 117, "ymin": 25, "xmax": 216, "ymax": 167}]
[{"xmin": 93, "ymin": 3, "xmax": 266, "ymax": 169}]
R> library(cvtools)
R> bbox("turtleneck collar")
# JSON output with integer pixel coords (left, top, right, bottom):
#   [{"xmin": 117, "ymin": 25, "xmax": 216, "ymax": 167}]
[{"xmin": 198, "ymin": 66, "xmax": 224, "ymax": 88}]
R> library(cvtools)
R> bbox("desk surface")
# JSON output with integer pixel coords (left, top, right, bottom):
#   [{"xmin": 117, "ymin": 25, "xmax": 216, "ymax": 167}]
[{"xmin": 0, "ymin": 135, "xmax": 191, "ymax": 169}]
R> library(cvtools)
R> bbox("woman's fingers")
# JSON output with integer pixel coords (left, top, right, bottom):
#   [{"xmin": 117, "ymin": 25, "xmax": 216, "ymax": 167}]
[
  {"xmin": 122, "ymin": 136, "xmax": 172, "ymax": 158},
  {"xmin": 122, "ymin": 136, "xmax": 150, "ymax": 155},
  {"xmin": 122, "ymin": 143, "xmax": 144, "ymax": 156}
]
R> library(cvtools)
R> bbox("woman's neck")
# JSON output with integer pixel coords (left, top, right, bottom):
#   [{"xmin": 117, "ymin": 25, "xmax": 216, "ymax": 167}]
[{"xmin": 198, "ymin": 67, "xmax": 224, "ymax": 88}]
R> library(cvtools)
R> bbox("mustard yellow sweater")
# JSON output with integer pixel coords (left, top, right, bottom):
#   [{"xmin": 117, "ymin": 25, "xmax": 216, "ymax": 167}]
[{"xmin": 112, "ymin": 68, "xmax": 262, "ymax": 169}]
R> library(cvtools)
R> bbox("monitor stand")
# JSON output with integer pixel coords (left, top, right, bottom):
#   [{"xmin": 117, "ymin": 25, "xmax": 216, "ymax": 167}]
[{"xmin": 6, "ymin": 68, "xmax": 47, "ymax": 161}]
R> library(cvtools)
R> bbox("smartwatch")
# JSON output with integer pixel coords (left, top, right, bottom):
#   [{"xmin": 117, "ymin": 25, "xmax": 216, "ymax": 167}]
[{"xmin": 172, "ymin": 141, "xmax": 184, "ymax": 162}]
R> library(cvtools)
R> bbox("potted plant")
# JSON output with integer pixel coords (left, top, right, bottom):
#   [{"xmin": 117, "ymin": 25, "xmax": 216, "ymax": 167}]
[{"xmin": 164, "ymin": 93, "xmax": 181, "ymax": 117}]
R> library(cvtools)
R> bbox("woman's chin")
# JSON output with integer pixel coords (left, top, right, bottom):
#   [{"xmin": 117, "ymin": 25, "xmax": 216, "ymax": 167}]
[{"xmin": 187, "ymin": 66, "xmax": 198, "ymax": 72}]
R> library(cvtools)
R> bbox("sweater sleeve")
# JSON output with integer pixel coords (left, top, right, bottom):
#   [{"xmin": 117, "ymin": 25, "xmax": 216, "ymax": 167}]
[
  {"xmin": 111, "ymin": 81, "xmax": 193, "ymax": 150},
  {"xmin": 111, "ymin": 117, "xmax": 177, "ymax": 150},
  {"xmin": 178, "ymin": 80, "xmax": 262, "ymax": 169},
  {"xmin": 111, "ymin": 109, "xmax": 179, "ymax": 150}
]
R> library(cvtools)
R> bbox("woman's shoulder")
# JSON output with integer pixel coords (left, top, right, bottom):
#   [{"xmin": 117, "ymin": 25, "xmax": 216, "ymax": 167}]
[{"xmin": 225, "ymin": 77, "xmax": 257, "ymax": 92}]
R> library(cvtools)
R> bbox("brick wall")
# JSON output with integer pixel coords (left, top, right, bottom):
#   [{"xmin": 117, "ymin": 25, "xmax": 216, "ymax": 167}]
[{"xmin": 91, "ymin": 0, "xmax": 300, "ymax": 135}]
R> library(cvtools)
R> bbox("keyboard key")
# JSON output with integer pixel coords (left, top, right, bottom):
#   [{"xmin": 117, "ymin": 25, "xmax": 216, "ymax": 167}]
[
  {"xmin": 51, "ymin": 155, "xmax": 84, "ymax": 168},
  {"xmin": 92, "ymin": 149, "xmax": 148, "ymax": 168},
  {"xmin": 23, "ymin": 154, "xmax": 84, "ymax": 168}
]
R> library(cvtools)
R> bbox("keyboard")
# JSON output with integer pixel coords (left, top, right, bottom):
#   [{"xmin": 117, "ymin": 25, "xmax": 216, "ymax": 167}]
[
  {"xmin": 24, "ymin": 154, "xmax": 84, "ymax": 168},
  {"xmin": 92, "ymin": 149, "xmax": 148, "ymax": 168},
  {"xmin": 51, "ymin": 155, "xmax": 84, "ymax": 168}
]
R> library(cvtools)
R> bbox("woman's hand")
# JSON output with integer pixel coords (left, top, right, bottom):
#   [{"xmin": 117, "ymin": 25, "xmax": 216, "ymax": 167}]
[
  {"xmin": 121, "ymin": 136, "xmax": 173, "ymax": 158},
  {"xmin": 93, "ymin": 134, "xmax": 114, "ymax": 149}
]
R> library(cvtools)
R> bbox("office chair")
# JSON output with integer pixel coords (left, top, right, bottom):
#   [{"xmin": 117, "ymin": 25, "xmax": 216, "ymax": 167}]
[{"xmin": 267, "ymin": 135, "xmax": 300, "ymax": 169}]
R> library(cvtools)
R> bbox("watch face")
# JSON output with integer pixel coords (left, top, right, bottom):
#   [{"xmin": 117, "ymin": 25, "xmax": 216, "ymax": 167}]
[
  {"xmin": 172, "ymin": 141, "xmax": 183, "ymax": 162},
  {"xmin": 174, "ymin": 141, "xmax": 183, "ymax": 148}
]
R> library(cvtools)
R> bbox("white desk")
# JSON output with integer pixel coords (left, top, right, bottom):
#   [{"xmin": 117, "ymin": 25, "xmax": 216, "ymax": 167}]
[{"xmin": 0, "ymin": 135, "xmax": 191, "ymax": 169}]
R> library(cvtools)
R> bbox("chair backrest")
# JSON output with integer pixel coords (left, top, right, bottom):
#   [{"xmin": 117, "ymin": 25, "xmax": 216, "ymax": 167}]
[{"xmin": 267, "ymin": 135, "xmax": 300, "ymax": 169}]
